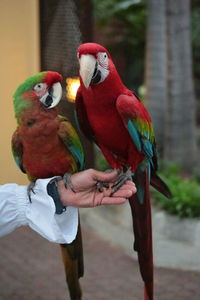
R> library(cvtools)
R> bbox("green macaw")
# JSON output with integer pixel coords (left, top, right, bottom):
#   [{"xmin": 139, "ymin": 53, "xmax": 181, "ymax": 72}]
[{"xmin": 12, "ymin": 71, "xmax": 84, "ymax": 300}]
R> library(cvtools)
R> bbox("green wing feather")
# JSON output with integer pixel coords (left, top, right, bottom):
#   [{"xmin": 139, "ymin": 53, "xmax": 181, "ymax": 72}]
[
  {"xmin": 58, "ymin": 115, "xmax": 85, "ymax": 171},
  {"xmin": 117, "ymin": 94, "xmax": 172, "ymax": 206},
  {"xmin": 11, "ymin": 129, "xmax": 26, "ymax": 173},
  {"xmin": 128, "ymin": 118, "xmax": 155, "ymax": 166},
  {"xmin": 117, "ymin": 94, "xmax": 157, "ymax": 168}
]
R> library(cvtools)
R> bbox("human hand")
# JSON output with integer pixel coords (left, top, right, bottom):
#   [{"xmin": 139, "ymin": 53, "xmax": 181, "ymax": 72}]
[{"xmin": 57, "ymin": 169, "xmax": 136, "ymax": 208}]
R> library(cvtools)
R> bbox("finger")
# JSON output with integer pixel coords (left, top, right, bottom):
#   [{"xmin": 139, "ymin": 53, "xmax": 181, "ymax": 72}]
[
  {"xmin": 111, "ymin": 180, "xmax": 135, "ymax": 189},
  {"xmin": 92, "ymin": 169, "xmax": 118, "ymax": 182},
  {"xmin": 111, "ymin": 189, "xmax": 134, "ymax": 198},
  {"xmin": 100, "ymin": 197, "xmax": 127, "ymax": 205},
  {"xmin": 123, "ymin": 180, "xmax": 136, "ymax": 186},
  {"xmin": 117, "ymin": 183, "xmax": 137, "ymax": 193},
  {"xmin": 117, "ymin": 181, "xmax": 136, "ymax": 189},
  {"xmin": 102, "ymin": 185, "xmax": 135, "ymax": 198}
]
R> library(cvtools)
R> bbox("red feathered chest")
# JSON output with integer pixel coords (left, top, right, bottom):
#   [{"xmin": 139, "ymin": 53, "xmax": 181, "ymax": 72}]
[
  {"xmin": 18, "ymin": 108, "xmax": 76, "ymax": 180},
  {"xmin": 81, "ymin": 84, "xmax": 142, "ymax": 168}
]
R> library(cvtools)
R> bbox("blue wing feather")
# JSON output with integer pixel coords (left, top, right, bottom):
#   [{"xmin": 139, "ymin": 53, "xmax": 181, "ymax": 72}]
[{"xmin": 127, "ymin": 120, "xmax": 142, "ymax": 152}]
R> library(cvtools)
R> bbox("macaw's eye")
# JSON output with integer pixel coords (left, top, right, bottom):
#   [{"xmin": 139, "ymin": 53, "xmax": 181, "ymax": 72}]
[{"xmin": 33, "ymin": 82, "xmax": 47, "ymax": 92}]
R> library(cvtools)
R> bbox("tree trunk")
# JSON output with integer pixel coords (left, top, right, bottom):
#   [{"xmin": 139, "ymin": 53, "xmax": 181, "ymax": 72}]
[
  {"xmin": 164, "ymin": 0, "xmax": 197, "ymax": 172},
  {"xmin": 145, "ymin": 0, "xmax": 167, "ymax": 153}
]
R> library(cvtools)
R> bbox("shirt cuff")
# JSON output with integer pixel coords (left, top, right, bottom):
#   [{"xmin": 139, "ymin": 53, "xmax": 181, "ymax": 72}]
[
  {"xmin": 25, "ymin": 178, "xmax": 79, "ymax": 243},
  {"xmin": 0, "ymin": 184, "xmax": 29, "ymax": 237}
]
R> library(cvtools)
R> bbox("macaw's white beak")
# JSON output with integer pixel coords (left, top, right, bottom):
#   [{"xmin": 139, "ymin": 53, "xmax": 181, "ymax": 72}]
[
  {"xmin": 79, "ymin": 54, "xmax": 96, "ymax": 89},
  {"xmin": 40, "ymin": 82, "xmax": 62, "ymax": 109}
]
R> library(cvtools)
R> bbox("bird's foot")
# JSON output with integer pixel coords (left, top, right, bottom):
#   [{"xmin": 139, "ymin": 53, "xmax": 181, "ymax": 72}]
[
  {"xmin": 63, "ymin": 173, "xmax": 76, "ymax": 192},
  {"xmin": 111, "ymin": 167, "xmax": 134, "ymax": 195},
  {"xmin": 96, "ymin": 169, "xmax": 118, "ymax": 192},
  {"xmin": 96, "ymin": 181, "xmax": 109, "ymax": 192},
  {"xmin": 27, "ymin": 182, "xmax": 36, "ymax": 203}
]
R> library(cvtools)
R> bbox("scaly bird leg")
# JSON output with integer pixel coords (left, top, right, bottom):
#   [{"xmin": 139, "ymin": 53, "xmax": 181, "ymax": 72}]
[
  {"xmin": 96, "ymin": 181, "xmax": 109, "ymax": 192},
  {"xmin": 63, "ymin": 173, "xmax": 77, "ymax": 192},
  {"xmin": 111, "ymin": 167, "xmax": 134, "ymax": 195},
  {"xmin": 96, "ymin": 169, "xmax": 117, "ymax": 192},
  {"xmin": 27, "ymin": 182, "xmax": 36, "ymax": 203}
]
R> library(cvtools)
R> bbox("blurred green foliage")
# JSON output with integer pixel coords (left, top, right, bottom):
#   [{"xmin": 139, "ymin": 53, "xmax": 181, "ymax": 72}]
[
  {"xmin": 151, "ymin": 162, "xmax": 200, "ymax": 218},
  {"xmin": 94, "ymin": 0, "xmax": 200, "ymax": 97}
]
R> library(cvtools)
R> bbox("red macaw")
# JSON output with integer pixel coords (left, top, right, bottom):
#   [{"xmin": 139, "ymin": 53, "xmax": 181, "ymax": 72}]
[
  {"xmin": 12, "ymin": 71, "xmax": 84, "ymax": 300},
  {"xmin": 75, "ymin": 43, "xmax": 172, "ymax": 300}
]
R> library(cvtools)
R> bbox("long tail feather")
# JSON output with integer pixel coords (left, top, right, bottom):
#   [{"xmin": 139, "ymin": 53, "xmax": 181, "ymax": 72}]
[
  {"xmin": 130, "ymin": 168, "xmax": 153, "ymax": 300},
  {"xmin": 150, "ymin": 171, "xmax": 172, "ymax": 199},
  {"xmin": 60, "ymin": 221, "xmax": 84, "ymax": 300}
]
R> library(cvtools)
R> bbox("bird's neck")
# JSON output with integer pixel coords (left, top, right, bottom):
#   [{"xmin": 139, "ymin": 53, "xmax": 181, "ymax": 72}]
[
  {"xmin": 17, "ymin": 101, "xmax": 57, "ymax": 126},
  {"xmin": 81, "ymin": 71, "xmax": 127, "ymax": 106}
]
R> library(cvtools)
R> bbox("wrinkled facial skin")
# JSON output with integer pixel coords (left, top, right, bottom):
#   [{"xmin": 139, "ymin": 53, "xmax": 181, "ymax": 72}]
[{"xmin": 23, "ymin": 81, "xmax": 62, "ymax": 109}]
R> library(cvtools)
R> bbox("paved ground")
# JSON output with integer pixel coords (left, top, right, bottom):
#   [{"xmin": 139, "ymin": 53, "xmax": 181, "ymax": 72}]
[
  {"xmin": 80, "ymin": 204, "xmax": 200, "ymax": 271},
  {"xmin": 0, "ymin": 226, "xmax": 200, "ymax": 300}
]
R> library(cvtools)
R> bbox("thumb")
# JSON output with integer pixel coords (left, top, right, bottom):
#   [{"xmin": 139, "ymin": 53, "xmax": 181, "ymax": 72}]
[{"xmin": 92, "ymin": 169, "xmax": 118, "ymax": 182}]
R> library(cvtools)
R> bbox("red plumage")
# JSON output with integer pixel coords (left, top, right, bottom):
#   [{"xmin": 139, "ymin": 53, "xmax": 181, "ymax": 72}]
[
  {"xmin": 75, "ymin": 43, "xmax": 171, "ymax": 300},
  {"xmin": 76, "ymin": 87, "xmax": 153, "ymax": 299},
  {"xmin": 17, "ymin": 105, "xmax": 75, "ymax": 180}
]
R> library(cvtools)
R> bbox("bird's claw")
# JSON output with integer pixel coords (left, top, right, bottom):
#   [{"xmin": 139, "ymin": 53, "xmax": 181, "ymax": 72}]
[
  {"xmin": 27, "ymin": 182, "xmax": 36, "ymax": 203},
  {"xmin": 63, "ymin": 173, "xmax": 76, "ymax": 192},
  {"xmin": 96, "ymin": 181, "xmax": 109, "ymax": 192},
  {"xmin": 96, "ymin": 168, "xmax": 118, "ymax": 192},
  {"xmin": 111, "ymin": 167, "xmax": 134, "ymax": 195}
]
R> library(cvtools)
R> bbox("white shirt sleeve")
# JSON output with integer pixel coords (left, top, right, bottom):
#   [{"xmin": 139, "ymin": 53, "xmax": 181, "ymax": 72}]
[{"xmin": 0, "ymin": 178, "xmax": 78, "ymax": 244}]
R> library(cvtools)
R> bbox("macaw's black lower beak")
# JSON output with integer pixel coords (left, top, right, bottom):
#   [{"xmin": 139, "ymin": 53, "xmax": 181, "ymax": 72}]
[
  {"xmin": 44, "ymin": 87, "xmax": 54, "ymax": 108},
  {"xmin": 40, "ymin": 82, "xmax": 62, "ymax": 109},
  {"xmin": 91, "ymin": 62, "xmax": 102, "ymax": 85},
  {"xmin": 44, "ymin": 94, "xmax": 53, "ymax": 108}
]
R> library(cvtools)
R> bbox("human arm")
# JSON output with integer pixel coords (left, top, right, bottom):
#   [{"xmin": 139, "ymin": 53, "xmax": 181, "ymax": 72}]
[
  {"xmin": 0, "ymin": 169, "xmax": 136, "ymax": 243},
  {"xmin": 0, "ymin": 179, "xmax": 78, "ymax": 243}
]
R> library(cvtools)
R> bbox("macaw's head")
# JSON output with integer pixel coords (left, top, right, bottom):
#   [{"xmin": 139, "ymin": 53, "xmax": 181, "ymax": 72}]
[
  {"xmin": 13, "ymin": 71, "xmax": 62, "ymax": 119},
  {"xmin": 77, "ymin": 43, "xmax": 121, "ymax": 90}
]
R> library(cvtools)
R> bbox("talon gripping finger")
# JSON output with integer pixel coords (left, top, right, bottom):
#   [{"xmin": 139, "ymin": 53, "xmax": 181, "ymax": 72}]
[
  {"xmin": 27, "ymin": 182, "xmax": 36, "ymax": 203},
  {"xmin": 96, "ymin": 181, "xmax": 109, "ymax": 192},
  {"xmin": 111, "ymin": 168, "xmax": 134, "ymax": 196},
  {"xmin": 63, "ymin": 173, "xmax": 76, "ymax": 192}
]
